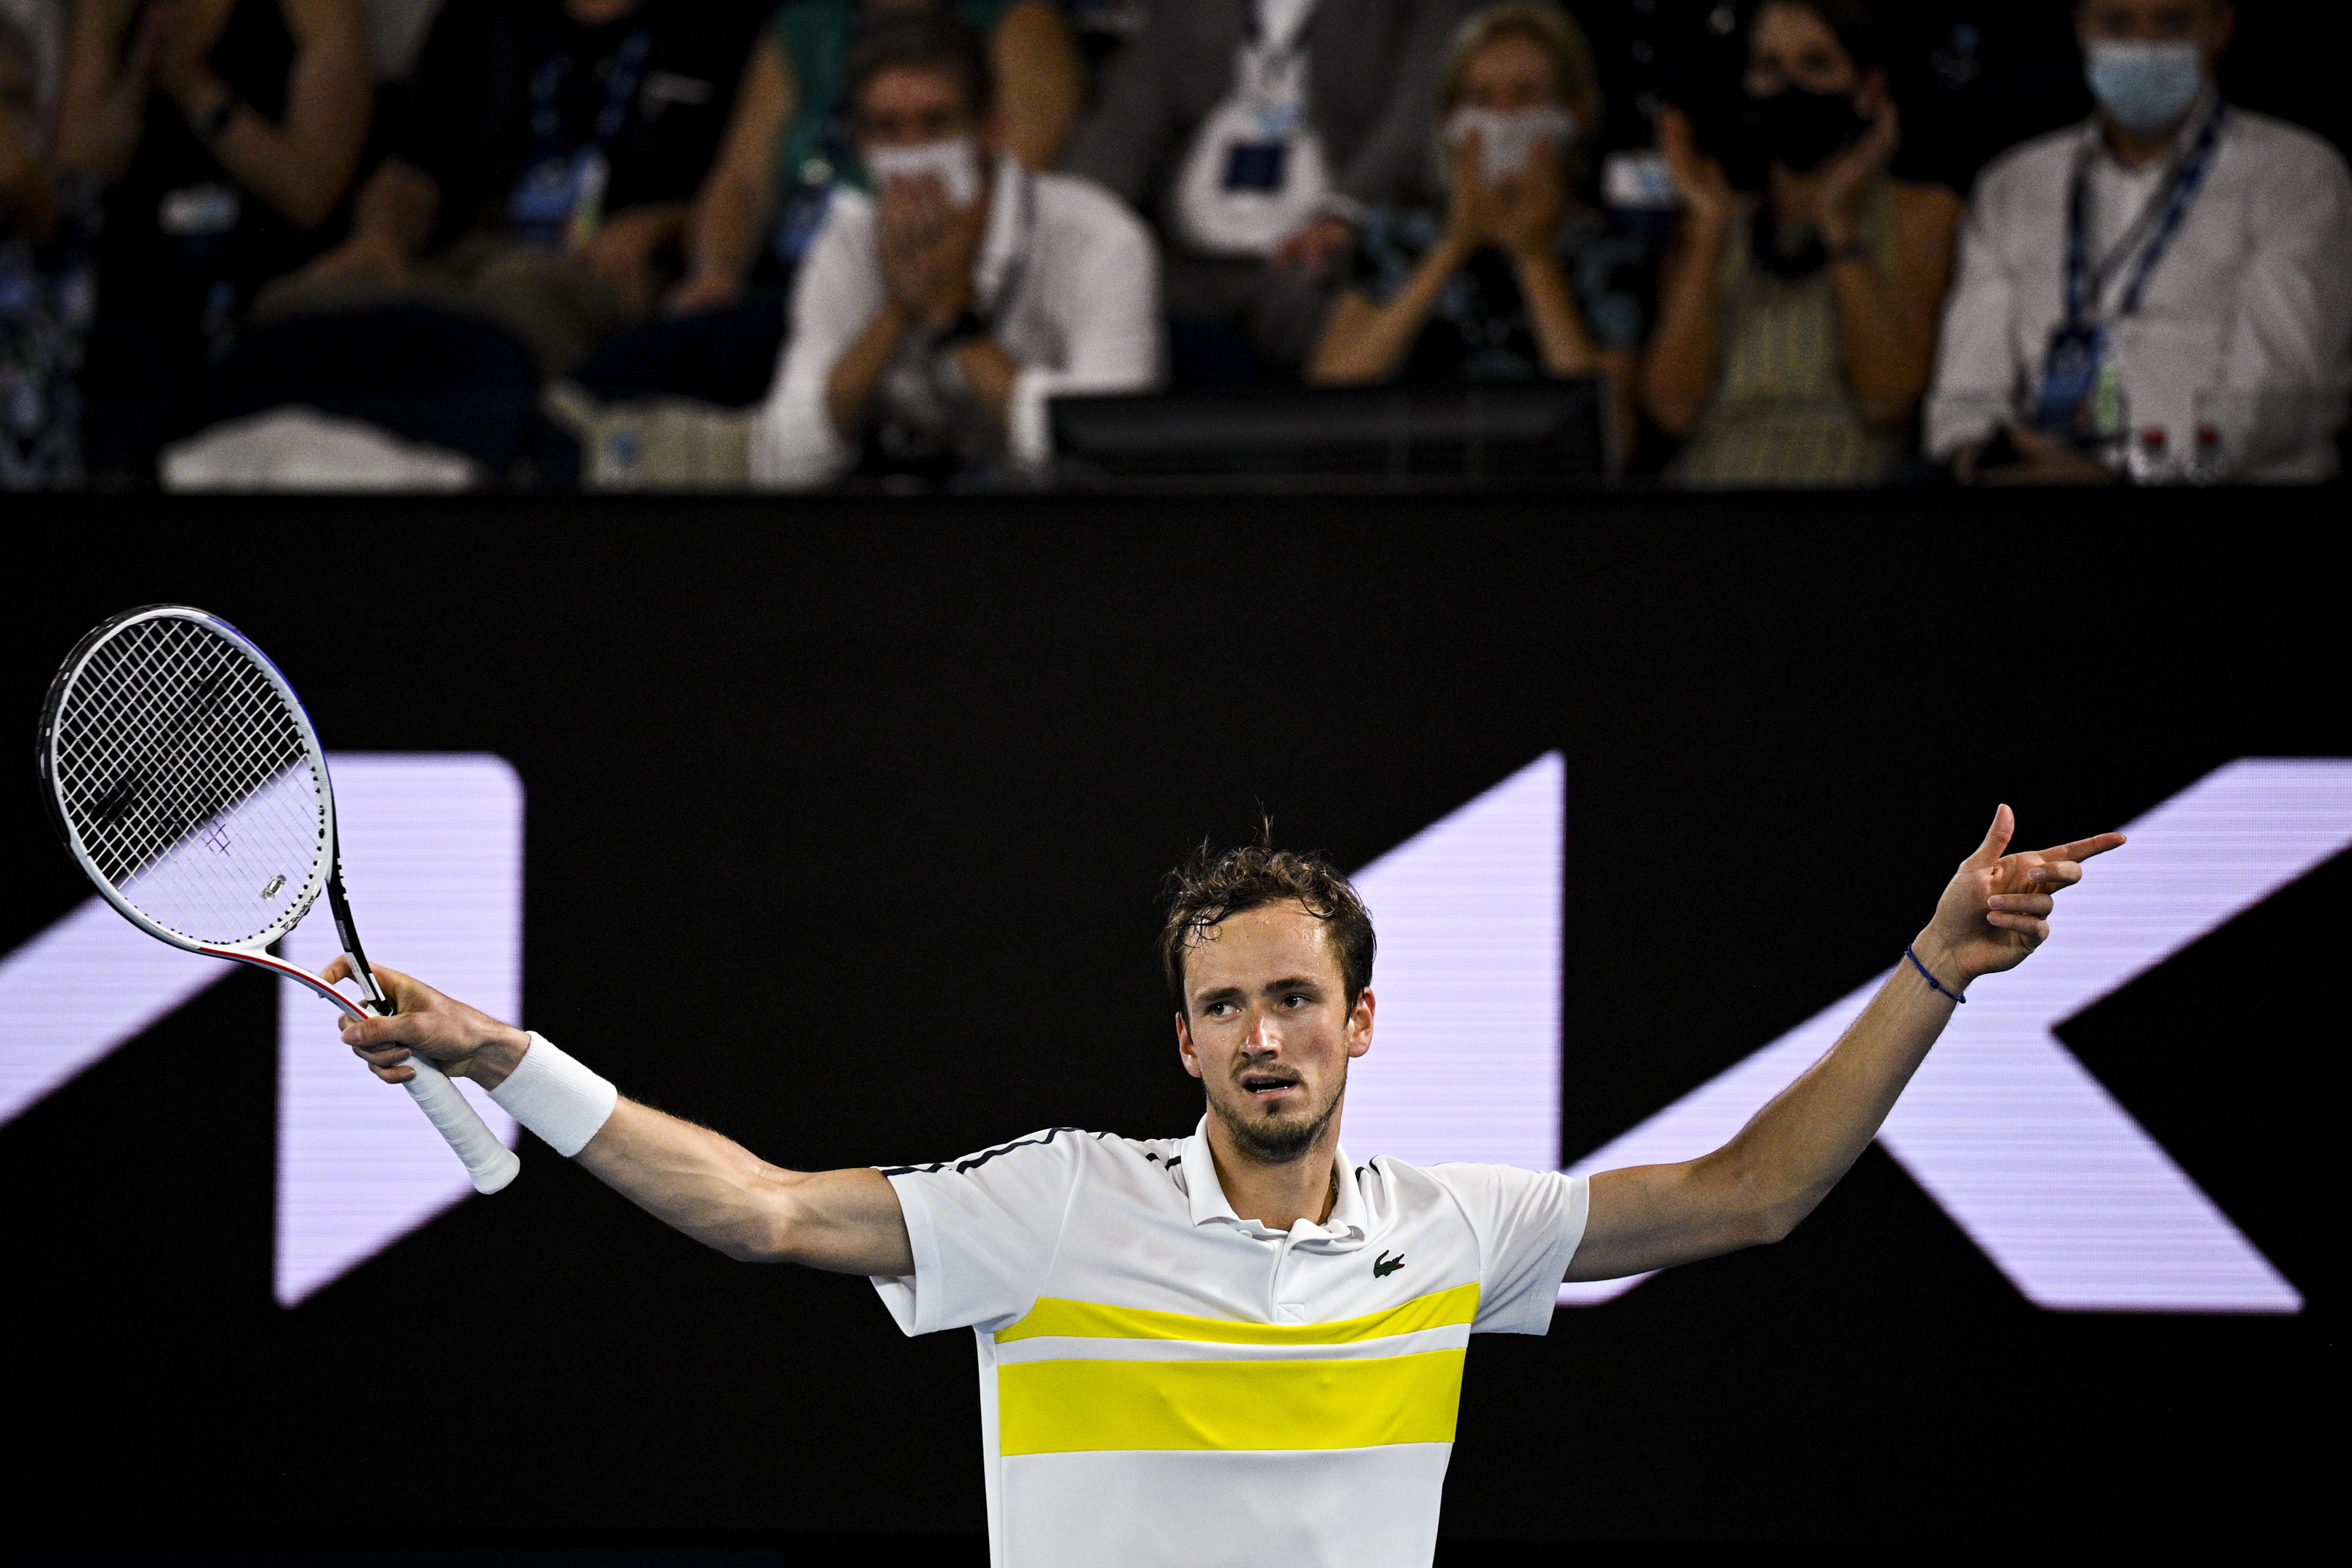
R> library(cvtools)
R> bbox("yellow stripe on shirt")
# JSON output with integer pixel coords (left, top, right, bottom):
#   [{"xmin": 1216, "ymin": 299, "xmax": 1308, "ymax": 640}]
[
  {"xmin": 995, "ymin": 1280, "xmax": 1481, "ymax": 1346},
  {"xmin": 998, "ymin": 1349, "xmax": 1467, "ymax": 1454}
]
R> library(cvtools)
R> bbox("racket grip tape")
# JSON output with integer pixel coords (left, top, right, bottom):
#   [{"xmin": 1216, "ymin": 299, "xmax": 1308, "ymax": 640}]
[{"xmin": 400, "ymin": 1053, "xmax": 523, "ymax": 1194}]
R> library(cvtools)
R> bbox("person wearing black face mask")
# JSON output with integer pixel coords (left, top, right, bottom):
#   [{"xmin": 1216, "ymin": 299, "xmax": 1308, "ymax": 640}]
[
  {"xmin": 1641, "ymin": 0, "xmax": 1960, "ymax": 485},
  {"xmin": 1750, "ymin": 84, "xmax": 1866, "ymax": 182}
]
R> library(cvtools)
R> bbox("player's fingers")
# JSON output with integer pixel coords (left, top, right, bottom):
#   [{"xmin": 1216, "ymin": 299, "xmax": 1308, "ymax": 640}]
[
  {"xmin": 2024, "ymin": 860, "xmax": 2081, "ymax": 889},
  {"xmin": 2061, "ymin": 831, "xmax": 2127, "ymax": 862},
  {"xmin": 321, "ymin": 954, "xmax": 352, "ymax": 985},
  {"xmin": 367, "ymin": 1059, "xmax": 416, "ymax": 1084},
  {"xmin": 1961, "ymin": 804, "xmax": 2014, "ymax": 870},
  {"xmin": 337, "ymin": 1012, "xmax": 413, "ymax": 1049},
  {"xmin": 371, "ymin": 963, "xmax": 431, "ymax": 1012},
  {"xmin": 1987, "ymin": 891, "xmax": 2054, "ymax": 916},
  {"xmin": 1984, "ymin": 909, "xmax": 2049, "ymax": 942}
]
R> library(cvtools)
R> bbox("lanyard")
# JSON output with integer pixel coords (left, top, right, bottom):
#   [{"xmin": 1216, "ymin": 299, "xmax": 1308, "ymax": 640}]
[
  {"xmin": 2061, "ymin": 102, "xmax": 2225, "ymax": 330},
  {"xmin": 978, "ymin": 165, "xmax": 1038, "ymax": 329},
  {"xmin": 527, "ymin": 25, "xmax": 652, "ymax": 169},
  {"xmin": 1238, "ymin": 0, "xmax": 1316, "ymax": 129}
]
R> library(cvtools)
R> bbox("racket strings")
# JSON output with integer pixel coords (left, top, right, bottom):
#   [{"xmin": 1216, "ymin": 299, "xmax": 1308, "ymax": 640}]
[{"xmin": 54, "ymin": 618, "xmax": 327, "ymax": 945}]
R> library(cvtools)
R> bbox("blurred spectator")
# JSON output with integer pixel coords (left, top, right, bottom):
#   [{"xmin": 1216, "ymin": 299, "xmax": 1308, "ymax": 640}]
[
  {"xmin": 1308, "ymin": 3, "xmax": 1645, "ymax": 459},
  {"xmin": 360, "ymin": 0, "xmax": 439, "ymax": 84},
  {"xmin": 1064, "ymin": 0, "xmax": 1143, "ymax": 104},
  {"xmin": 1064, "ymin": 0, "xmax": 1472, "ymax": 381},
  {"xmin": 1929, "ymin": 0, "xmax": 2352, "ymax": 484},
  {"xmin": 1642, "ymin": 0, "xmax": 1960, "ymax": 485},
  {"xmin": 3, "ymin": 0, "xmax": 95, "ymax": 487},
  {"xmin": 752, "ymin": 9, "xmax": 1154, "ymax": 486},
  {"xmin": 674, "ymin": 0, "xmax": 1078, "ymax": 314},
  {"xmin": 568, "ymin": 0, "xmax": 1081, "ymax": 411},
  {"xmin": 0, "ymin": 0, "xmax": 60, "ymax": 118},
  {"xmin": 261, "ymin": 0, "xmax": 762, "ymax": 377},
  {"xmin": 55, "ymin": 0, "xmax": 371, "ymax": 481}
]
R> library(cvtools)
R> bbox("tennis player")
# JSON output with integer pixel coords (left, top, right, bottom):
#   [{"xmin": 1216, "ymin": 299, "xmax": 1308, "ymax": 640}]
[{"xmin": 332, "ymin": 805, "xmax": 2120, "ymax": 1567}]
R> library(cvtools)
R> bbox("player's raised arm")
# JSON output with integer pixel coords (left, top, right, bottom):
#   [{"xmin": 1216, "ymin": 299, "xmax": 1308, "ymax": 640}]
[
  {"xmin": 1564, "ymin": 806, "xmax": 2126, "ymax": 1284},
  {"xmin": 326, "ymin": 960, "xmax": 913, "ymax": 1277}
]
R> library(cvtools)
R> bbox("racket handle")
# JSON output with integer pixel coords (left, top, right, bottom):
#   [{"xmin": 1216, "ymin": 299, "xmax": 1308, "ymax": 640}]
[{"xmin": 401, "ymin": 1052, "xmax": 522, "ymax": 1195}]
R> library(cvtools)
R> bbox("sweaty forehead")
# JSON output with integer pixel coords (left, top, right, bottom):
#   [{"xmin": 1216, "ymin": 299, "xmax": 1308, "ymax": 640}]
[{"xmin": 1183, "ymin": 901, "xmax": 1341, "ymax": 989}]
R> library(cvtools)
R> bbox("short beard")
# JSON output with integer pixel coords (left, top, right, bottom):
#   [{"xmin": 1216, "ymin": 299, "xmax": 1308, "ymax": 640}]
[{"xmin": 1217, "ymin": 1063, "xmax": 1347, "ymax": 1166}]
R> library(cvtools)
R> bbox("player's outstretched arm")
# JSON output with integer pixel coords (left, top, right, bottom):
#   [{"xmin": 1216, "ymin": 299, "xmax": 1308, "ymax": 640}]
[
  {"xmin": 326, "ymin": 960, "xmax": 913, "ymax": 1277},
  {"xmin": 1563, "ymin": 806, "xmax": 2125, "ymax": 1283}
]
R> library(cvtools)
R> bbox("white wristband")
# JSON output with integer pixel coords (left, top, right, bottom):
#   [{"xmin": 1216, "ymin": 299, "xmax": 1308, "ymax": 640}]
[{"xmin": 488, "ymin": 1033, "xmax": 617, "ymax": 1157}]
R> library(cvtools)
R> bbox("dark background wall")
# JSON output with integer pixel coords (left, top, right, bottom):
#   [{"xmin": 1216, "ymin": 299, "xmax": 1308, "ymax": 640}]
[{"xmin": 1, "ymin": 493, "xmax": 2337, "ymax": 1551}]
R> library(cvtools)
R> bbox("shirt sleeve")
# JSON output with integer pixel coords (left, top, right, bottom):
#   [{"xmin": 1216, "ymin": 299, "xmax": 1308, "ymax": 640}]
[
  {"xmin": 1425, "ymin": 1163, "xmax": 1589, "ymax": 1335},
  {"xmin": 1058, "ymin": 2, "xmax": 1180, "ymax": 208},
  {"xmin": 751, "ymin": 190, "xmax": 880, "ymax": 487},
  {"xmin": 390, "ymin": 0, "xmax": 492, "ymax": 197},
  {"xmin": 1007, "ymin": 185, "xmax": 1163, "ymax": 468},
  {"xmin": 1331, "ymin": 0, "xmax": 1475, "ymax": 210},
  {"xmin": 2218, "ymin": 130, "xmax": 2352, "ymax": 475},
  {"xmin": 870, "ymin": 1127, "xmax": 1088, "ymax": 1337},
  {"xmin": 1925, "ymin": 156, "xmax": 2026, "ymax": 459},
  {"xmin": 604, "ymin": 0, "xmax": 768, "ymax": 216}
]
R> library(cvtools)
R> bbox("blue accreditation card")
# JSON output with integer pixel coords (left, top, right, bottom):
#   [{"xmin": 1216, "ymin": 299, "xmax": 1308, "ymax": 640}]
[
  {"xmin": 2033, "ymin": 322, "xmax": 2107, "ymax": 440},
  {"xmin": 509, "ymin": 152, "xmax": 596, "ymax": 246}
]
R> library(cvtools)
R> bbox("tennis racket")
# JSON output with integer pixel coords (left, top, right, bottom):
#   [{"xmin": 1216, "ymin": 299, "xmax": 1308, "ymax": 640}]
[{"xmin": 35, "ymin": 604, "xmax": 520, "ymax": 1195}]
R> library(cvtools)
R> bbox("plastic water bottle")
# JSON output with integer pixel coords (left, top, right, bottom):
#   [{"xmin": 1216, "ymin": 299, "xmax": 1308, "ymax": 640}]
[
  {"xmin": 2090, "ymin": 360, "xmax": 2129, "ymax": 472},
  {"xmin": 2186, "ymin": 423, "xmax": 2225, "ymax": 485},
  {"xmin": 2127, "ymin": 427, "xmax": 2175, "ymax": 485}
]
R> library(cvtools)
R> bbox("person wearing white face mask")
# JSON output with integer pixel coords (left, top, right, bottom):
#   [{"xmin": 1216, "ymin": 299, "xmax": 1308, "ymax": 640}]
[
  {"xmin": 1929, "ymin": 0, "xmax": 2352, "ymax": 483},
  {"xmin": 751, "ymin": 8, "xmax": 1156, "ymax": 485},
  {"xmin": 1306, "ymin": 3, "xmax": 1645, "ymax": 459}
]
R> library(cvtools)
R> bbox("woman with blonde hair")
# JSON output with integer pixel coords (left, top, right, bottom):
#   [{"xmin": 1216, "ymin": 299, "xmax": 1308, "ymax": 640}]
[{"xmin": 1308, "ymin": 1, "xmax": 1644, "ymax": 453}]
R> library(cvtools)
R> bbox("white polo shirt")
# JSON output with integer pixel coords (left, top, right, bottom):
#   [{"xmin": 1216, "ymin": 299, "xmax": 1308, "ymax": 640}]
[{"xmin": 873, "ymin": 1119, "xmax": 1589, "ymax": 1568}]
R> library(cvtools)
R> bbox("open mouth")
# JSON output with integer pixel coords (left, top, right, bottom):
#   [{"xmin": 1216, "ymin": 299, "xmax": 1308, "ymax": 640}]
[{"xmin": 1239, "ymin": 1072, "xmax": 1303, "ymax": 1102}]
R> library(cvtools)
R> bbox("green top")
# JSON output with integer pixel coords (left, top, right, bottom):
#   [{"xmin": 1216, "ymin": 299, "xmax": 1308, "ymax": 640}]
[
  {"xmin": 1668, "ymin": 180, "xmax": 1903, "ymax": 488},
  {"xmin": 768, "ymin": 0, "xmax": 1014, "ymax": 197}
]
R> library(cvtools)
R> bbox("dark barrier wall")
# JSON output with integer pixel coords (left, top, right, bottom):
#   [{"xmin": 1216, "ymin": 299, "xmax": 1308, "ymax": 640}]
[{"xmin": 1, "ymin": 492, "xmax": 2338, "ymax": 1549}]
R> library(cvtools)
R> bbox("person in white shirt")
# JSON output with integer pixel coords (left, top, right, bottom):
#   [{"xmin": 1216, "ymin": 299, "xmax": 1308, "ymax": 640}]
[
  {"xmin": 330, "ymin": 808, "xmax": 2123, "ymax": 1568},
  {"xmin": 1928, "ymin": 0, "xmax": 2352, "ymax": 484},
  {"xmin": 751, "ymin": 9, "xmax": 1157, "ymax": 487}
]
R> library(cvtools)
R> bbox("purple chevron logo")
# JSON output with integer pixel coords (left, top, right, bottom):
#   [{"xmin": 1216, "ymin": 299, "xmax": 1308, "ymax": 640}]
[
  {"xmin": 0, "ymin": 754, "xmax": 523, "ymax": 1305},
  {"xmin": 1343, "ymin": 753, "xmax": 2341, "ymax": 1315}
]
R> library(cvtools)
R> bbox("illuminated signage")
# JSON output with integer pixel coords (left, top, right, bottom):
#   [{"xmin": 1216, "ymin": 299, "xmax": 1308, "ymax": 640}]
[
  {"xmin": 3, "ymin": 749, "xmax": 2334, "ymax": 1315},
  {"xmin": 1349, "ymin": 753, "xmax": 2338, "ymax": 1315},
  {"xmin": 0, "ymin": 755, "xmax": 523, "ymax": 1304}
]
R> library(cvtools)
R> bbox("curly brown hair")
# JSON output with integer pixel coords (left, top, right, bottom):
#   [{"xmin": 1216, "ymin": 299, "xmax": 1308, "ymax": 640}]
[{"xmin": 1159, "ymin": 834, "xmax": 1377, "ymax": 1016}]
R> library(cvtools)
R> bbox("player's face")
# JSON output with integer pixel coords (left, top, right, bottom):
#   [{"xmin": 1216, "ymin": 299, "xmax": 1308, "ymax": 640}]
[{"xmin": 1175, "ymin": 901, "xmax": 1375, "ymax": 1164}]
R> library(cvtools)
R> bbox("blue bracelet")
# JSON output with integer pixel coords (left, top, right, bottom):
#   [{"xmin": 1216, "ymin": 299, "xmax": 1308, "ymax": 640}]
[{"xmin": 1904, "ymin": 945, "xmax": 1967, "ymax": 1004}]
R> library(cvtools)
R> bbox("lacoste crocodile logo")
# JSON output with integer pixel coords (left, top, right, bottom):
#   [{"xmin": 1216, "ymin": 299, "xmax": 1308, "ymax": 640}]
[{"xmin": 1373, "ymin": 1251, "xmax": 1405, "ymax": 1278}]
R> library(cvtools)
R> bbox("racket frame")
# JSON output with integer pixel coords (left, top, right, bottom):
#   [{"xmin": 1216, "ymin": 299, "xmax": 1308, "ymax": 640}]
[
  {"xmin": 37, "ymin": 605, "xmax": 387, "ymax": 1011},
  {"xmin": 37, "ymin": 604, "xmax": 519, "ymax": 1195}
]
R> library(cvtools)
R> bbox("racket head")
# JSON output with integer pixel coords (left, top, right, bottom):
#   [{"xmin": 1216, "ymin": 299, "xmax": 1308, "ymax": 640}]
[{"xmin": 38, "ymin": 604, "xmax": 339, "ymax": 957}]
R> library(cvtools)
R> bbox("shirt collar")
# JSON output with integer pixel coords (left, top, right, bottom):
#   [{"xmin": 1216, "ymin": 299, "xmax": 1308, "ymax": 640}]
[{"xmin": 1179, "ymin": 1116, "xmax": 1370, "ymax": 1249}]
